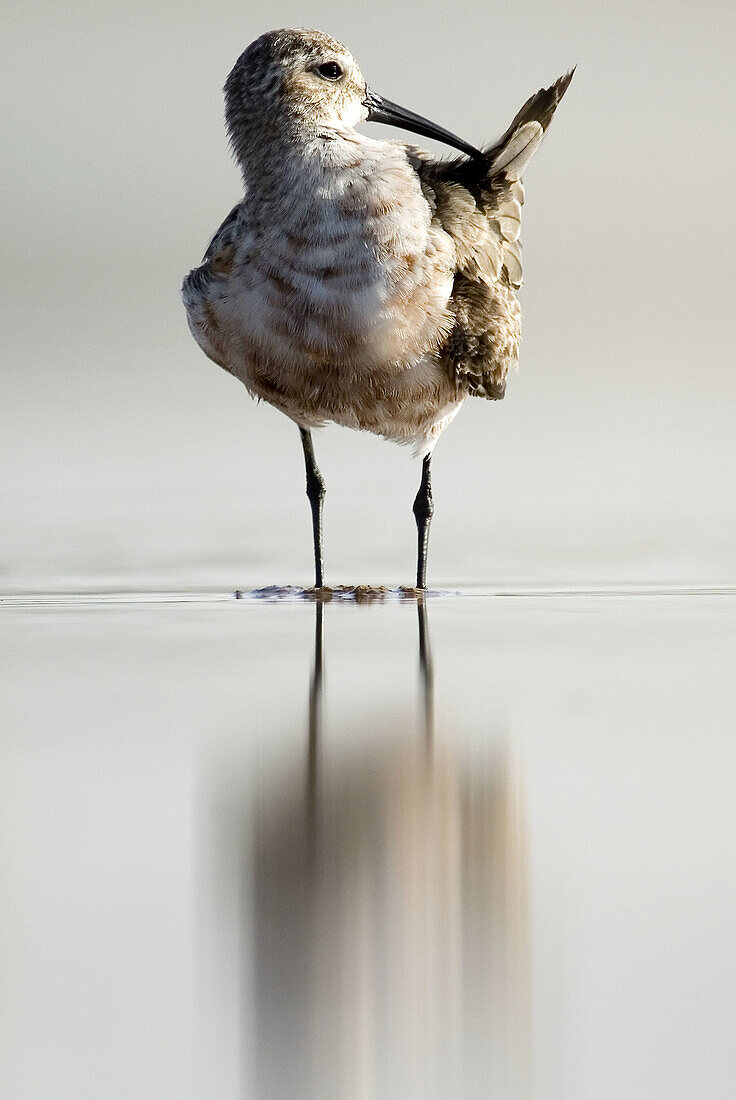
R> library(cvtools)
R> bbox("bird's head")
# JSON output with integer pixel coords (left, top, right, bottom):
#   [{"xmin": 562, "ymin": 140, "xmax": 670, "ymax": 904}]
[{"xmin": 224, "ymin": 28, "xmax": 482, "ymax": 170}]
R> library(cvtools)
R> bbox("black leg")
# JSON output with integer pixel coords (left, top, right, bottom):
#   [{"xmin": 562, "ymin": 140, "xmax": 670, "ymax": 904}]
[
  {"xmin": 299, "ymin": 427, "xmax": 326, "ymax": 588},
  {"xmin": 412, "ymin": 453, "xmax": 434, "ymax": 590}
]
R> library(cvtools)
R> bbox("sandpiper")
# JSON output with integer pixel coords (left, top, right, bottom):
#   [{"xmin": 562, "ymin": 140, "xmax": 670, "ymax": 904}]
[{"xmin": 183, "ymin": 29, "xmax": 572, "ymax": 588}]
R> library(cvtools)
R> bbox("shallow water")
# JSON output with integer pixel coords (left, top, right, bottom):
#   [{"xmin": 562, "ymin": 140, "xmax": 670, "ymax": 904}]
[
  {"xmin": 3, "ymin": 586, "xmax": 735, "ymax": 1098},
  {"xmin": 4, "ymin": 0, "xmax": 736, "ymax": 1092}
]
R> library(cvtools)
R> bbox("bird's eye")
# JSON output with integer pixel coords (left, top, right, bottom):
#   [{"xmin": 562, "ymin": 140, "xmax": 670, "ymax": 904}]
[{"xmin": 316, "ymin": 61, "xmax": 343, "ymax": 80}]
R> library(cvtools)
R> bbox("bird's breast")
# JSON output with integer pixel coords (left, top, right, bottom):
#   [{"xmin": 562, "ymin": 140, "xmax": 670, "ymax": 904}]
[{"xmin": 212, "ymin": 150, "xmax": 455, "ymax": 384}]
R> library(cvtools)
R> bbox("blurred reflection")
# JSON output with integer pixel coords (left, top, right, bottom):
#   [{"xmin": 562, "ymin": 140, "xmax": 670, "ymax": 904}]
[
  {"xmin": 306, "ymin": 601, "xmax": 323, "ymax": 854},
  {"xmin": 418, "ymin": 595, "xmax": 435, "ymax": 753},
  {"xmin": 245, "ymin": 598, "xmax": 531, "ymax": 1099}
]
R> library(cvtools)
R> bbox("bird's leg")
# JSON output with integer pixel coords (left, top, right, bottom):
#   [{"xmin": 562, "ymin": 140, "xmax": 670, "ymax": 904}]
[
  {"xmin": 299, "ymin": 427, "xmax": 326, "ymax": 588},
  {"xmin": 412, "ymin": 453, "xmax": 434, "ymax": 590}
]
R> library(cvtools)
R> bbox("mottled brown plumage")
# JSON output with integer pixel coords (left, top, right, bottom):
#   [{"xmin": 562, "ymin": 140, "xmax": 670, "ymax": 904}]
[
  {"xmin": 415, "ymin": 69, "xmax": 573, "ymax": 400},
  {"xmin": 182, "ymin": 29, "xmax": 572, "ymax": 586}
]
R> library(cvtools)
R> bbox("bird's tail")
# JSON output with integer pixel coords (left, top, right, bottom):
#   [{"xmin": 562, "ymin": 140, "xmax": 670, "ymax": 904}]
[{"xmin": 483, "ymin": 69, "xmax": 575, "ymax": 181}]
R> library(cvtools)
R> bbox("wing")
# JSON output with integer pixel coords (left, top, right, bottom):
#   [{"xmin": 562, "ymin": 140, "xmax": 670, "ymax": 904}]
[
  {"xmin": 181, "ymin": 204, "xmax": 244, "ymax": 370},
  {"xmin": 182, "ymin": 203, "xmax": 242, "ymax": 301},
  {"xmin": 414, "ymin": 70, "xmax": 574, "ymax": 400}
]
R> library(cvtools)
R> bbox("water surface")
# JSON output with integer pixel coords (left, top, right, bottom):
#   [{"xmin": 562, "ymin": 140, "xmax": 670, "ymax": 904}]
[{"xmin": 2, "ymin": 587, "xmax": 735, "ymax": 1097}]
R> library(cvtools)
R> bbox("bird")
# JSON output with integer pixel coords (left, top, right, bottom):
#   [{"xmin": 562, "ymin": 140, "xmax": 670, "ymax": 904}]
[{"xmin": 182, "ymin": 28, "xmax": 573, "ymax": 590}]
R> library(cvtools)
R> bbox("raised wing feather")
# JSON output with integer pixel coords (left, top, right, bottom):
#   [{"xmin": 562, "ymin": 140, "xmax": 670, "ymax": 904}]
[{"xmin": 415, "ymin": 70, "xmax": 573, "ymax": 400}]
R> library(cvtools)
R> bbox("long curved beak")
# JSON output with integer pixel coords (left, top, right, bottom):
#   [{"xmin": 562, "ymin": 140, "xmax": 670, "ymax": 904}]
[{"xmin": 364, "ymin": 89, "xmax": 483, "ymax": 160}]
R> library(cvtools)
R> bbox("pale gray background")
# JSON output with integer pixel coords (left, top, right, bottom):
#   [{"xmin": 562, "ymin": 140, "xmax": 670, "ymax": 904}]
[
  {"xmin": 2, "ymin": 0, "xmax": 734, "ymax": 591},
  {"xmin": 2, "ymin": 6, "xmax": 736, "ymax": 1099}
]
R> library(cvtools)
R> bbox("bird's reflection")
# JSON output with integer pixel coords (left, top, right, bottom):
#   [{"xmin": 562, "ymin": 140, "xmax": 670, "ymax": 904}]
[
  {"xmin": 209, "ymin": 597, "xmax": 533, "ymax": 1099},
  {"xmin": 306, "ymin": 601, "xmax": 323, "ymax": 854},
  {"xmin": 417, "ymin": 595, "xmax": 435, "ymax": 752}
]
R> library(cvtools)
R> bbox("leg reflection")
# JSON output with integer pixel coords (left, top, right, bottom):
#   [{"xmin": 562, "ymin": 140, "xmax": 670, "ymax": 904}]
[
  {"xmin": 306, "ymin": 601, "xmax": 323, "ymax": 850},
  {"xmin": 417, "ymin": 593, "xmax": 434, "ymax": 754}
]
